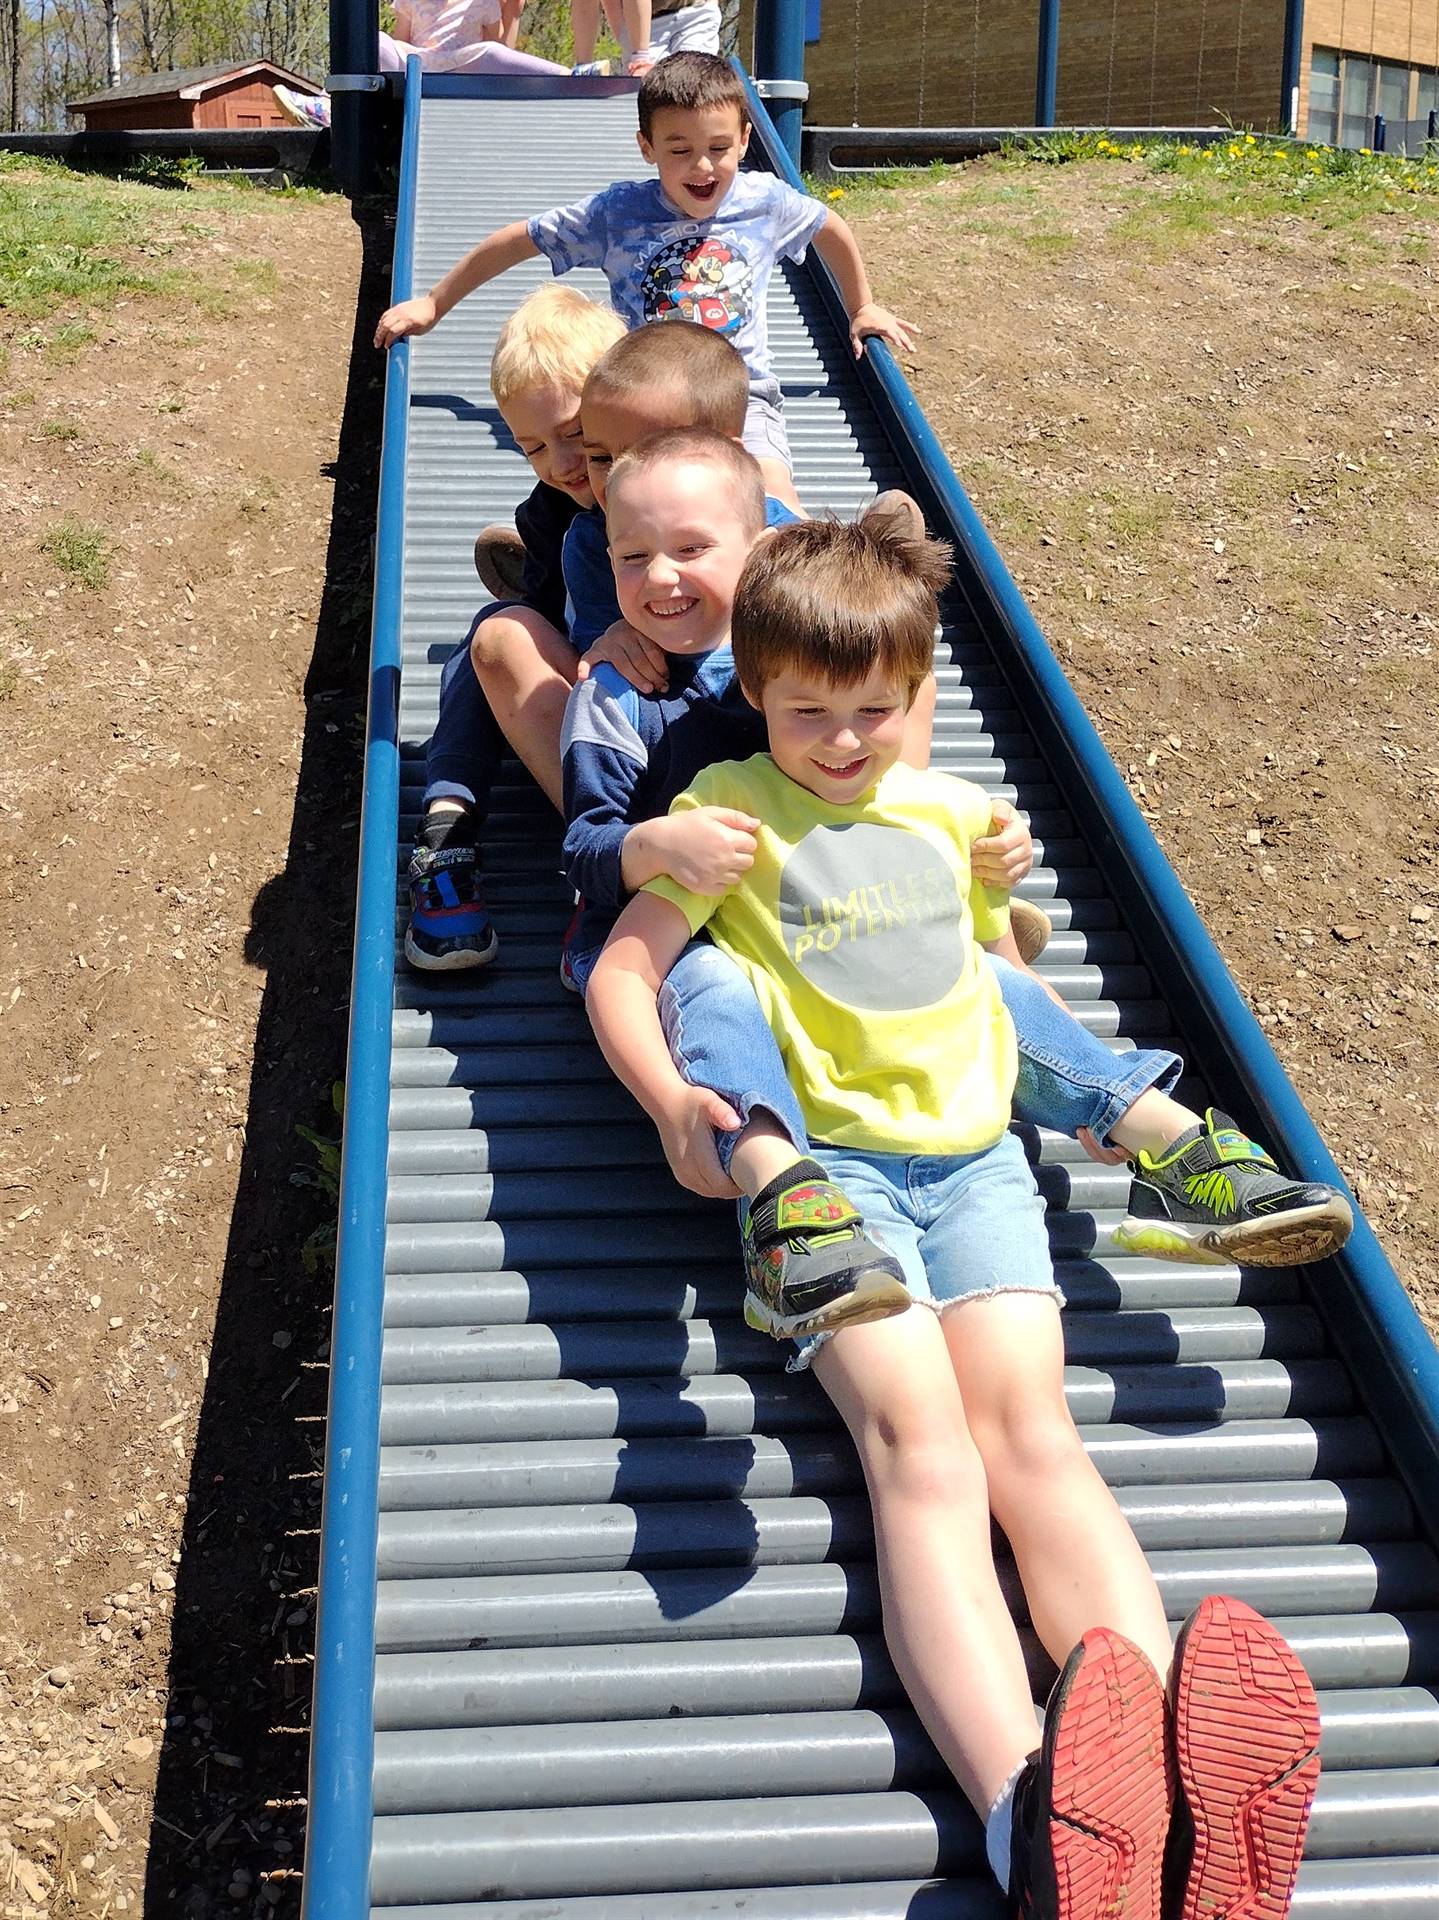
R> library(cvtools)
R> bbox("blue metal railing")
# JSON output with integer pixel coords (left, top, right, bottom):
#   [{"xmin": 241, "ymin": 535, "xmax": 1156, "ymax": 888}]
[
  {"xmin": 738, "ymin": 65, "xmax": 1439, "ymax": 1542},
  {"xmin": 301, "ymin": 54, "xmax": 422, "ymax": 1920}
]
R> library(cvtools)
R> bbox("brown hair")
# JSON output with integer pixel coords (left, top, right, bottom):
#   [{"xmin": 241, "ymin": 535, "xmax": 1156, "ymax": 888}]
[
  {"xmin": 732, "ymin": 517, "xmax": 952, "ymax": 699},
  {"xmin": 638, "ymin": 51, "xmax": 749, "ymax": 141},
  {"xmin": 606, "ymin": 426, "xmax": 768, "ymax": 539},
  {"xmin": 582, "ymin": 322, "xmax": 750, "ymax": 438}
]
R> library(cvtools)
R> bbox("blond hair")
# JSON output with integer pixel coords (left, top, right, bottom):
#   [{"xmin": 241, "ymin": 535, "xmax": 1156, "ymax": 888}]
[
  {"xmin": 490, "ymin": 286, "xmax": 626, "ymax": 407},
  {"xmin": 583, "ymin": 321, "xmax": 750, "ymax": 438},
  {"xmin": 607, "ymin": 427, "xmax": 767, "ymax": 539},
  {"xmin": 733, "ymin": 517, "xmax": 951, "ymax": 699}
]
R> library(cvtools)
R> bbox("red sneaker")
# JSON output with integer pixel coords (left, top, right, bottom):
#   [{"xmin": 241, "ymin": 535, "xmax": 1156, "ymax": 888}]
[
  {"xmin": 1168, "ymin": 1595, "xmax": 1321, "ymax": 1920},
  {"xmin": 1011, "ymin": 1627, "xmax": 1171, "ymax": 1920}
]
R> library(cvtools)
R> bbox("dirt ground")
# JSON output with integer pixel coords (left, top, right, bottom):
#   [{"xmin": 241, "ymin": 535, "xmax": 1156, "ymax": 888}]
[
  {"xmin": 851, "ymin": 155, "xmax": 1439, "ymax": 1334},
  {"xmin": 0, "ymin": 173, "xmax": 376, "ymax": 1915},
  {"xmin": 0, "ymin": 148, "xmax": 1436, "ymax": 1917}
]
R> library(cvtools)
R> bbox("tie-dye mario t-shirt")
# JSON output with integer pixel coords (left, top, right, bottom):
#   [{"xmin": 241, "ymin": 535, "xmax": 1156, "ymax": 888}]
[{"xmin": 527, "ymin": 174, "xmax": 829, "ymax": 404}]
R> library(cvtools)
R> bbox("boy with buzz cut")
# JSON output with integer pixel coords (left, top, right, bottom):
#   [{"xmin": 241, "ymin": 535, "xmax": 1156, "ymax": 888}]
[
  {"xmin": 374, "ymin": 50, "xmax": 915, "ymax": 510},
  {"xmin": 584, "ymin": 510, "xmax": 1324, "ymax": 1920}
]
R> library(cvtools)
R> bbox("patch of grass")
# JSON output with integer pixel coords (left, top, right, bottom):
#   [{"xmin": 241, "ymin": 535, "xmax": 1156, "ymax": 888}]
[
  {"xmin": 122, "ymin": 152, "xmax": 204, "ymax": 189},
  {"xmin": 234, "ymin": 259, "xmax": 280, "ymax": 293},
  {"xmin": 157, "ymin": 395, "xmax": 185, "ymax": 415},
  {"xmin": 131, "ymin": 446, "xmax": 191, "ymax": 495},
  {"xmin": 0, "ymin": 660, "xmax": 17, "ymax": 701},
  {"xmin": 39, "ymin": 516, "xmax": 110, "ymax": 589},
  {"xmin": 37, "ymin": 418, "xmax": 82, "ymax": 441},
  {"xmin": 1022, "ymin": 229, "xmax": 1078, "ymax": 260},
  {"xmin": 46, "ymin": 322, "xmax": 95, "ymax": 361}
]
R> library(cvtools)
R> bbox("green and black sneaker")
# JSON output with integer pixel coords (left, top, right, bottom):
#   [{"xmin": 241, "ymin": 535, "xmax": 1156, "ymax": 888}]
[
  {"xmin": 740, "ymin": 1158, "xmax": 911, "ymax": 1340},
  {"xmin": 1112, "ymin": 1109, "xmax": 1353, "ymax": 1269}
]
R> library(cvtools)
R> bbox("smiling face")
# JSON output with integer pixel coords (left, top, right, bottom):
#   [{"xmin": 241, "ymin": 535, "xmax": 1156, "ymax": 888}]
[
  {"xmin": 606, "ymin": 457, "xmax": 757, "ymax": 656},
  {"xmin": 638, "ymin": 103, "xmax": 750, "ymax": 219},
  {"xmin": 499, "ymin": 383, "xmax": 592, "ymax": 504},
  {"xmin": 580, "ymin": 382, "xmax": 698, "ymax": 509},
  {"xmin": 751, "ymin": 663, "xmax": 910, "ymax": 805}
]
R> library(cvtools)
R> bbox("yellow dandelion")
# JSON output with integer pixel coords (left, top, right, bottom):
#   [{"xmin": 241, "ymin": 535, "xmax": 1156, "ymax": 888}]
[
  {"xmin": 1359, "ymin": 146, "xmax": 1372, "ymax": 156},
  {"xmin": 827, "ymin": 186, "xmax": 845, "ymax": 200},
  {"xmin": 1244, "ymin": 132, "xmax": 1256, "ymax": 144}
]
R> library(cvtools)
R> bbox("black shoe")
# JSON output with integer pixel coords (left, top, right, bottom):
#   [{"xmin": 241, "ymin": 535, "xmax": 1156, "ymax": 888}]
[
  {"xmin": 739, "ymin": 1159, "xmax": 909, "ymax": 1340},
  {"xmin": 1113, "ymin": 1109, "xmax": 1353, "ymax": 1268},
  {"xmin": 1009, "ymin": 1629, "xmax": 1170, "ymax": 1920}
]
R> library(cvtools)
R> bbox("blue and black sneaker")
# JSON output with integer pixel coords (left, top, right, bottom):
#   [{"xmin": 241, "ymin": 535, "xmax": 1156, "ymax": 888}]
[{"xmin": 405, "ymin": 818, "xmax": 498, "ymax": 971}]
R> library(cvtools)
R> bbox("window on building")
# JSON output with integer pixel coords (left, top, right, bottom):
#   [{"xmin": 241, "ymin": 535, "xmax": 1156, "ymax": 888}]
[
  {"xmin": 1308, "ymin": 47, "xmax": 1339, "ymax": 144},
  {"xmin": 1341, "ymin": 53, "xmax": 1375, "ymax": 145},
  {"xmin": 1378, "ymin": 61, "xmax": 1411, "ymax": 127},
  {"xmin": 1312, "ymin": 47, "xmax": 1439, "ymax": 150},
  {"xmin": 1416, "ymin": 67, "xmax": 1437, "ymax": 137}
]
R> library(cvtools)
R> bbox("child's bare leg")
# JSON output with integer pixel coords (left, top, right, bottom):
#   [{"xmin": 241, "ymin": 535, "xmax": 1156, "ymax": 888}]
[
  {"xmin": 570, "ymin": 0, "xmax": 601, "ymax": 59},
  {"xmin": 944, "ymin": 1292, "xmax": 1173, "ymax": 1681},
  {"xmin": 1107, "ymin": 1088, "xmax": 1203, "ymax": 1157},
  {"xmin": 621, "ymin": 0, "xmax": 653, "ymax": 60},
  {"xmin": 814, "ymin": 1310, "xmax": 1040, "ymax": 1813},
  {"xmin": 756, "ymin": 454, "xmax": 804, "ymax": 517},
  {"xmin": 468, "ymin": 607, "xmax": 578, "ymax": 811},
  {"xmin": 727, "ymin": 1112, "xmax": 805, "ymax": 1196}
]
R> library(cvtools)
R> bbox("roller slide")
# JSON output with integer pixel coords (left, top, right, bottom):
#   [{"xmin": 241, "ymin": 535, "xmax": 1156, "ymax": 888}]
[{"xmin": 301, "ymin": 67, "xmax": 1439, "ymax": 1918}]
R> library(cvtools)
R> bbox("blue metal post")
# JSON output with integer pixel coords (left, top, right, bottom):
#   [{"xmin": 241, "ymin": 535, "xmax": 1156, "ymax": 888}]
[
  {"xmin": 1036, "ymin": 0, "xmax": 1061, "ymax": 128},
  {"xmin": 1374, "ymin": 112, "xmax": 1386, "ymax": 151},
  {"xmin": 1280, "ymin": 0, "xmax": 1304, "ymax": 135},
  {"xmin": 753, "ymin": 0, "xmax": 808, "ymax": 167},
  {"xmin": 329, "ymin": 0, "xmax": 380, "ymax": 193}
]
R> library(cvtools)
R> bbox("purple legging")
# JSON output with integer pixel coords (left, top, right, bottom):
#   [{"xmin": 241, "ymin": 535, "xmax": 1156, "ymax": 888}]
[{"xmin": 377, "ymin": 32, "xmax": 568, "ymax": 72}]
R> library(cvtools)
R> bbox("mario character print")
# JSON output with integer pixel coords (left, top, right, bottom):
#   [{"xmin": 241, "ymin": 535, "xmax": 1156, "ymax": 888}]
[{"xmin": 639, "ymin": 235, "xmax": 752, "ymax": 338}]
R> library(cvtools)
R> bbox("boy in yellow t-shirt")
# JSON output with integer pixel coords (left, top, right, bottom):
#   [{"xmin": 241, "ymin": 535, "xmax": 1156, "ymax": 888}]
[{"xmin": 586, "ymin": 514, "xmax": 1322, "ymax": 1920}]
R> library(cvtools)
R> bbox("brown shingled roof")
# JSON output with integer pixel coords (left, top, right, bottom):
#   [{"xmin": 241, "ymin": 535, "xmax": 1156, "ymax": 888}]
[{"xmin": 68, "ymin": 61, "xmax": 319, "ymax": 112}]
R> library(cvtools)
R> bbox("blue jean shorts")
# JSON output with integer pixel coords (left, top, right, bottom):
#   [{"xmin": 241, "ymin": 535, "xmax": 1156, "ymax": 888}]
[{"xmin": 790, "ymin": 1128, "xmax": 1065, "ymax": 1372}]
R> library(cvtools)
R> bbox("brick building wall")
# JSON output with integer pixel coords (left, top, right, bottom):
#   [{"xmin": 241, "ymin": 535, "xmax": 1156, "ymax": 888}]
[{"xmin": 736, "ymin": 0, "xmax": 1438, "ymax": 136}]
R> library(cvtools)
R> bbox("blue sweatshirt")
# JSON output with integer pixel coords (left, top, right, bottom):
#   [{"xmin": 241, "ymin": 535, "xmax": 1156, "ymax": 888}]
[
  {"xmin": 560, "ymin": 644, "xmax": 767, "ymax": 956},
  {"xmin": 559, "ymin": 497, "xmax": 800, "ymax": 955}
]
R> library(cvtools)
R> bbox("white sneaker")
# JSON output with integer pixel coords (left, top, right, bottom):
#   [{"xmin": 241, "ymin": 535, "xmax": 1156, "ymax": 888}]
[{"xmin": 274, "ymin": 84, "xmax": 331, "ymax": 131}]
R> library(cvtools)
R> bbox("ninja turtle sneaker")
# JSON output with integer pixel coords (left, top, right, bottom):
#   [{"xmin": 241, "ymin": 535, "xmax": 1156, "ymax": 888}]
[
  {"xmin": 739, "ymin": 1158, "xmax": 910, "ymax": 1340},
  {"xmin": 1112, "ymin": 1109, "xmax": 1352, "ymax": 1269},
  {"xmin": 405, "ymin": 819, "xmax": 499, "ymax": 971},
  {"xmin": 1008, "ymin": 1628, "xmax": 1171, "ymax": 1920}
]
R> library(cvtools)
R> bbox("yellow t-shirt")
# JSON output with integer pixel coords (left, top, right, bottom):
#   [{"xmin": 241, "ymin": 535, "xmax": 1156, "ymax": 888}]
[{"xmin": 645, "ymin": 756, "xmax": 1017, "ymax": 1157}]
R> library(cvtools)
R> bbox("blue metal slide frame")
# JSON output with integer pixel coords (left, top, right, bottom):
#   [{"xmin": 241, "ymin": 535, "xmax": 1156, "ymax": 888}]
[
  {"xmin": 301, "ymin": 58, "xmax": 1439, "ymax": 1917},
  {"xmin": 303, "ymin": 55, "xmax": 422, "ymax": 1920},
  {"xmin": 733, "ymin": 70, "xmax": 1439, "ymax": 1544}
]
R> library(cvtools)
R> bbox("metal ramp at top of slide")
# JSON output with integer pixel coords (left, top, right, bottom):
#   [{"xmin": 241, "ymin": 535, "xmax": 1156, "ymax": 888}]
[{"xmin": 301, "ymin": 69, "xmax": 1439, "ymax": 1920}]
